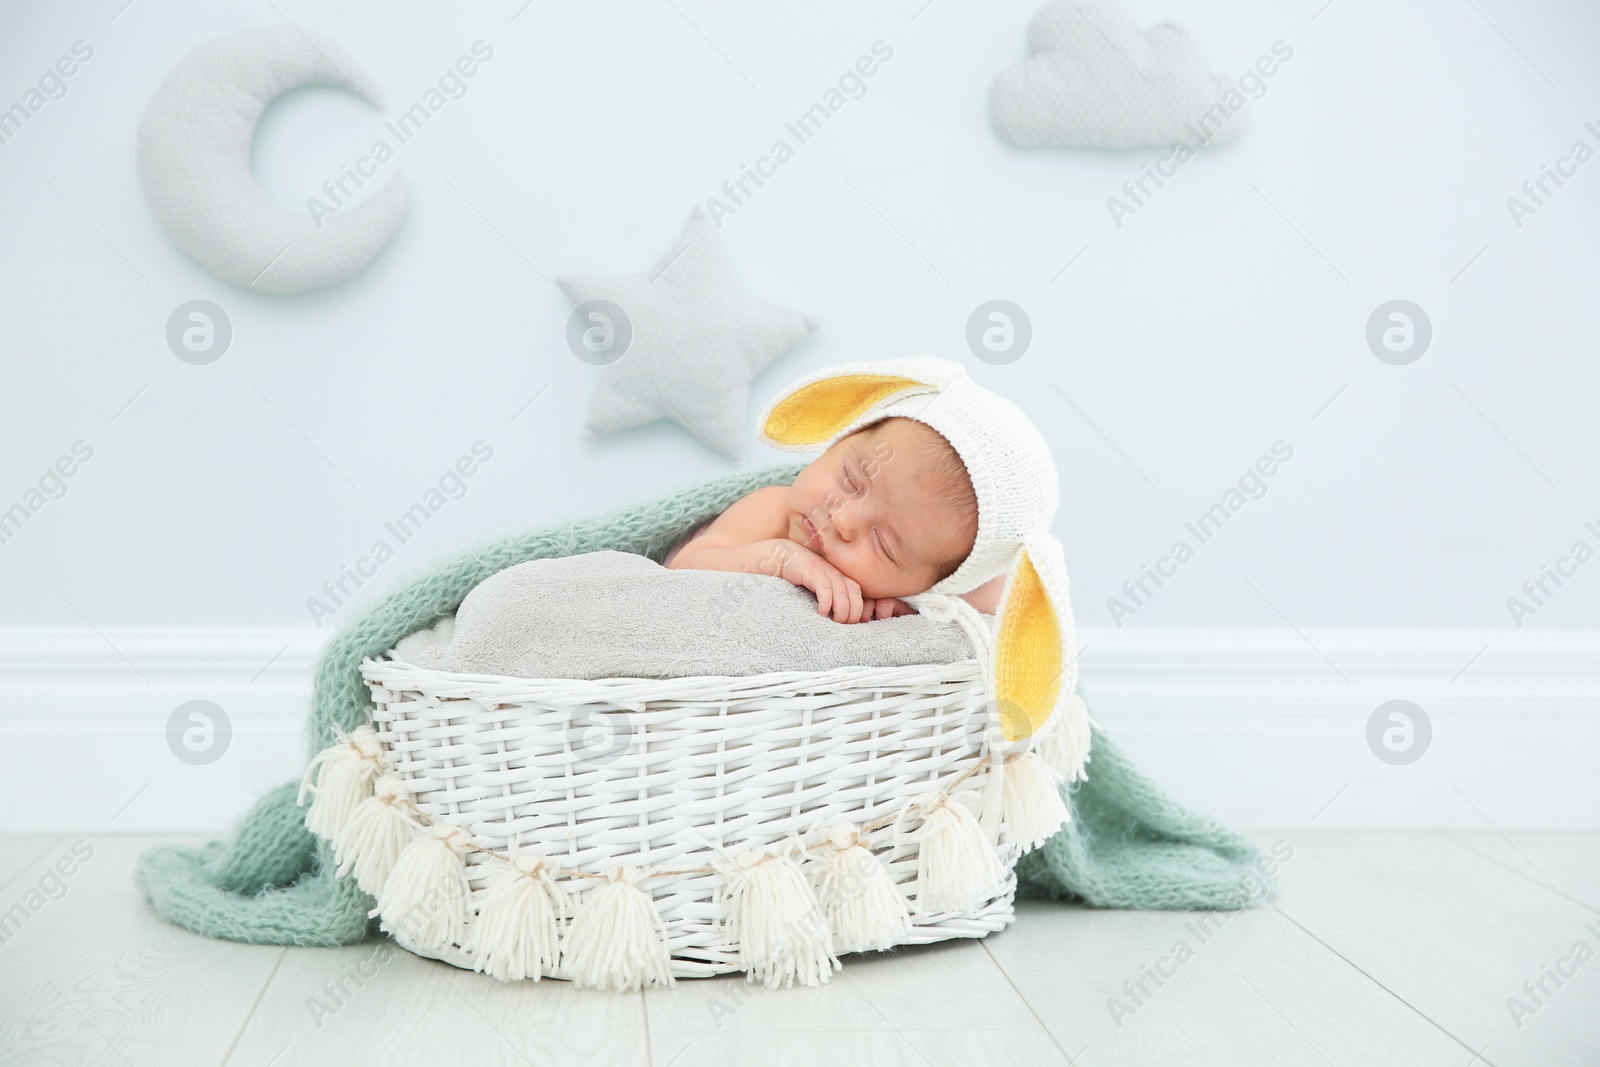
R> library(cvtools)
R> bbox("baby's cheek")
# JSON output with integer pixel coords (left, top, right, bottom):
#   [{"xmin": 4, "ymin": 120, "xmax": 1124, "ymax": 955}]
[{"xmin": 851, "ymin": 567, "xmax": 894, "ymax": 600}]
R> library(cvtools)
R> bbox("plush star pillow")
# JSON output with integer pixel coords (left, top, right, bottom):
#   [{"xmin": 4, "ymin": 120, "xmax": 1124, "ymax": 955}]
[
  {"xmin": 556, "ymin": 207, "xmax": 818, "ymax": 462},
  {"xmin": 990, "ymin": 0, "xmax": 1244, "ymax": 150}
]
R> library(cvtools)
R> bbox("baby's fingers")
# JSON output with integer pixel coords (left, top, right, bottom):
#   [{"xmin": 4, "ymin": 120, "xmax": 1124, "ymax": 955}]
[
  {"xmin": 844, "ymin": 579, "xmax": 864, "ymax": 623},
  {"xmin": 830, "ymin": 573, "xmax": 853, "ymax": 622},
  {"xmin": 812, "ymin": 576, "xmax": 833, "ymax": 618}
]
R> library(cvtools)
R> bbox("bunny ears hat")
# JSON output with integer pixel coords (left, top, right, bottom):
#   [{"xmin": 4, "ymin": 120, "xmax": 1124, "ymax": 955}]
[{"xmin": 757, "ymin": 357, "xmax": 1091, "ymax": 785}]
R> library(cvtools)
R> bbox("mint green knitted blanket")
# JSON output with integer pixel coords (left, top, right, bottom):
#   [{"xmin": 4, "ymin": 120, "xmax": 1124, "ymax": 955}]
[{"xmin": 135, "ymin": 464, "xmax": 1274, "ymax": 947}]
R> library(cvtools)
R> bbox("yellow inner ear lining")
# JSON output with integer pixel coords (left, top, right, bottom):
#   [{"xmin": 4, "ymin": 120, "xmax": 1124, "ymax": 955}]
[
  {"xmin": 762, "ymin": 374, "xmax": 926, "ymax": 446},
  {"xmin": 994, "ymin": 551, "xmax": 1062, "ymax": 743}
]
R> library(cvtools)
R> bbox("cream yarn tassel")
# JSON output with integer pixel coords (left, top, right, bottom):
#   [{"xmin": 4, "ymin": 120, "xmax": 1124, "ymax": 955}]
[
  {"xmin": 903, "ymin": 789, "xmax": 1003, "ymax": 914},
  {"xmin": 1037, "ymin": 693, "xmax": 1093, "ymax": 783},
  {"xmin": 977, "ymin": 745, "xmax": 1071, "ymax": 854},
  {"xmin": 722, "ymin": 846, "xmax": 840, "ymax": 989},
  {"xmin": 1000, "ymin": 752, "xmax": 1070, "ymax": 852},
  {"xmin": 463, "ymin": 852, "xmax": 568, "ymax": 982},
  {"xmin": 298, "ymin": 724, "xmax": 386, "ymax": 840},
  {"xmin": 332, "ymin": 772, "xmax": 416, "ymax": 895},
  {"xmin": 978, "ymin": 746, "xmax": 1008, "ymax": 845},
  {"xmin": 810, "ymin": 824, "xmax": 910, "ymax": 954},
  {"xmin": 563, "ymin": 866, "xmax": 675, "ymax": 991},
  {"xmin": 372, "ymin": 823, "xmax": 474, "ymax": 951}
]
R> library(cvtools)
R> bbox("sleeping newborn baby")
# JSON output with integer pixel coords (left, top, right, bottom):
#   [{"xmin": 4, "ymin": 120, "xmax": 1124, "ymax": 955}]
[{"xmin": 664, "ymin": 416, "xmax": 1004, "ymax": 622}]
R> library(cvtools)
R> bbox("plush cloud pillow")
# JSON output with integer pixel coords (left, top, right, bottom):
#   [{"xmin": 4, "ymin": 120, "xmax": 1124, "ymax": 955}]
[{"xmin": 990, "ymin": 0, "xmax": 1243, "ymax": 150}]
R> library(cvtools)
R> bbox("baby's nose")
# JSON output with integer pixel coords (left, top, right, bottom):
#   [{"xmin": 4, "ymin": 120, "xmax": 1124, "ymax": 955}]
[{"xmin": 829, "ymin": 500, "xmax": 862, "ymax": 540}]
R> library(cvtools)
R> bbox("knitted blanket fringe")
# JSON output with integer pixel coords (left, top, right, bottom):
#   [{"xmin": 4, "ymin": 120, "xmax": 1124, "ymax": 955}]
[{"xmin": 135, "ymin": 464, "xmax": 1274, "ymax": 948}]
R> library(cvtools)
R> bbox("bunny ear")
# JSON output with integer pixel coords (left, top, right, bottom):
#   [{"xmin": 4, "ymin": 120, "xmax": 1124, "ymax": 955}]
[
  {"xmin": 758, "ymin": 359, "xmax": 966, "ymax": 450},
  {"xmin": 761, "ymin": 373, "xmax": 929, "ymax": 447},
  {"xmin": 992, "ymin": 534, "xmax": 1079, "ymax": 750},
  {"xmin": 992, "ymin": 548, "xmax": 1060, "ymax": 743}
]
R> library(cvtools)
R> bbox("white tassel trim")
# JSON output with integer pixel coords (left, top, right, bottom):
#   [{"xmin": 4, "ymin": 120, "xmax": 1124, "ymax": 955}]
[
  {"xmin": 900, "ymin": 789, "xmax": 1004, "ymax": 914},
  {"xmin": 562, "ymin": 866, "xmax": 675, "ymax": 991},
  {"xmin": 999, "ymin": 752, "xmax": 1070, "ymax": 852},
  {"xmin": 809, "ymin": 824, "xmax": 910, "ymax": 954},
  {"xmin": 721, "ymin": 846, "xmax": 840, "ymax": 989},
  {"xmin": 462, "ymin": 852, "xmax": 569, "ymax": 982},
  {"xmin": 298, "ymin": 724, "xmax": 387, "ymax": 840},
  {"xmin": 332, "ymin": 772, "xmax": 416, "ymax": 896},
  {"xmin": 371, "ymin": 823, "xmax": 474, "ymax": 952},
  {"xmin": 1037, "ymin": 693, "xmax": 1092, "ymax": 783}
]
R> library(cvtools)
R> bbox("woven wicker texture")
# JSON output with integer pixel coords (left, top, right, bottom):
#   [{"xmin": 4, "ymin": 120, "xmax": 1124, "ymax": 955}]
[{"xmin": 362, "ymin": 658, "xmax": 1018, "ymax": 978}]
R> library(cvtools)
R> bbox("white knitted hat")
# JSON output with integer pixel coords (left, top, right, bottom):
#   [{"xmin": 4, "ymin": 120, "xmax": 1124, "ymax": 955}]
[{"xmin": 757, "ymin": 357, "xmax": 1089, "ymax": 781}]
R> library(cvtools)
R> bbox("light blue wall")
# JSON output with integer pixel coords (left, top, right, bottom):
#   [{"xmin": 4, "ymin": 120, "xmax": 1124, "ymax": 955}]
[{"xmin": 2, "ymin": 0, "xmax": 1596, "ymax": 632}]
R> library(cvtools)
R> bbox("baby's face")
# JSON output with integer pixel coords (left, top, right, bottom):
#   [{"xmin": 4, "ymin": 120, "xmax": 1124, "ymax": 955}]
[{"xmin": 781, "ymin": 419, "xmax": 977, "ymax": 599}]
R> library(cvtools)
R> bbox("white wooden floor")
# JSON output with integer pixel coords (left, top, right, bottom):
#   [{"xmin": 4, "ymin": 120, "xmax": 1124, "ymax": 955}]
[{"xmin": 2, "ymin": 829, "xmax": 1596, "ymax": 1067}]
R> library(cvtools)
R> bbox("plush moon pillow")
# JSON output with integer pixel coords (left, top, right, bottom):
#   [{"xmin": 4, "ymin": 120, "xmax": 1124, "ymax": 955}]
[
  {"xmin": 990, "ymin": 0, "xmax": 1243, "ymax": 150},
  {"xmin": 137, "ymin": 28, "xmax": 408, "ymax": 294}
]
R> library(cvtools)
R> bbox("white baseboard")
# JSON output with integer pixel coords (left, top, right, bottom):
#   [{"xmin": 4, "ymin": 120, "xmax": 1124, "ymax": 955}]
[{"xmin": 2, "ymin": 627, "xmax": 1596, "ymax": 833}]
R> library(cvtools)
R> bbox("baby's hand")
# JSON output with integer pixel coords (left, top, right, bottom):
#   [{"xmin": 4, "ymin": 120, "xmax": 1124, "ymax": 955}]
[{"xmin": 778, "ymin": 548, "xmax": 867, "ymax": 623}]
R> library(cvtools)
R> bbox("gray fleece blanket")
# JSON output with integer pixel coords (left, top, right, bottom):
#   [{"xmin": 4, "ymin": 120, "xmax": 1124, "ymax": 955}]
[{"xmin": 392, "ymin": 550, "xmax": 981, "ymax": 679}]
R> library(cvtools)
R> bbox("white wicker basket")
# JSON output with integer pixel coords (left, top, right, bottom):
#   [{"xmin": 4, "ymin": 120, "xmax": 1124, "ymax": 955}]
[{"xmin": 360, "ymin": 652, "xmax": 1025, "ymax": 977}]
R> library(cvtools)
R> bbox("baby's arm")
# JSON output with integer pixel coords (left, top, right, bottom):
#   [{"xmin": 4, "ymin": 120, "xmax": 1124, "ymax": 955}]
[
  {"xmin": 664, "ymin": 486, "xmax": 793, "ymax": 577},
  {"xmin": 667, "ymin": 486, "xmax": 869, "ymax": 622},
  {"xmin": 667, "ymin": 487, "xmax": 1000, "ymax": 621}
]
